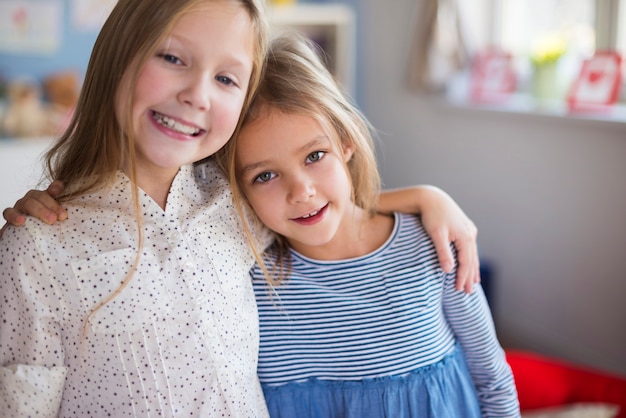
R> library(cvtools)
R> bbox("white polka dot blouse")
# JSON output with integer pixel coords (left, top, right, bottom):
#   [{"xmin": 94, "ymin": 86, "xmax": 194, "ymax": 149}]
[{"xmin": 0, "ymin": 162, "xmax": 269, "ymax": 417}]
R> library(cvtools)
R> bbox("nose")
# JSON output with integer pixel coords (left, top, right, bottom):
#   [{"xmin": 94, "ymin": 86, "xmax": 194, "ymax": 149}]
[
  {"xmin": 178, "ymin": 71, "xmax": 212, "ymax": 111},
  {"xmin": 287, "ymin": 173, "xmax": 315, "ymax": 204}
]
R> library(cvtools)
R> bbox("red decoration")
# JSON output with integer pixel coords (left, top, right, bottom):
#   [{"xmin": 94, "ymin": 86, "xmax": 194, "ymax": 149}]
[
  {"xmin": 469, "ymin": 48, "xmax": 517, "ymax": 103},
  {"xmin": 567, "ymin": 51, "xmax": 622, "ymax": 112}
]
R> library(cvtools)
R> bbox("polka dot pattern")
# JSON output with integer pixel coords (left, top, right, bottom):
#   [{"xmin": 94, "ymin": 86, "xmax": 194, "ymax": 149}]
[{"xmin": 0, "ymin": 162, "xmax": 269, "ymax": 417}]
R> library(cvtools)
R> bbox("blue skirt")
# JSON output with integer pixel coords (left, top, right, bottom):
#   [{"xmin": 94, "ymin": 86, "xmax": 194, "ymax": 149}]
[{"xmin": 262, "ymin": 346, "xmax": 481, "ymax": 418}]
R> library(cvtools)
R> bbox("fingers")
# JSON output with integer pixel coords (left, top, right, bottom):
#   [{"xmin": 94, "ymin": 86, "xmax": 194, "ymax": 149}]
[
  {"xmin": 13, "ymin": 190, "xmax": 67, "ymax": 225},
  {"xmin": 467, "ymin": 264, "xmax": 481, "ymax": 294},
  {"xmin": 48, "ymin": 182, "xmax": 68, "ymax": 221},
  {"xmin": 431, "ymin": 227, "xmax": 475, "ymax": 293},
  {"xmin": 432, "ymin": 230, "xmax": 455, "ymax": 274},
  {"xmin": 2, "ymin": 185, "xmax": 68, "ymax": 229},
  {"xmin": 454, "ymin": 235, "xmax": 481, "ymax": 293},
  {"xmin": 47, "ymin": 180, "xmax": 65, "ymax": 198},
  {"xmin": 427, "ymin": 220, "xmax": 480, "ymax": 294},
  {"xmin": 2, "ymin": 208, "xmax": 27, "ymax": 227},
  {"xmin": 454, "ymin": 244, "xmax": 471, "ymax": 292}
]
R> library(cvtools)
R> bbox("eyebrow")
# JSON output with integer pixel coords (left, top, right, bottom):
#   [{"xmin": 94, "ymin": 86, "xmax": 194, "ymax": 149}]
[
  {"xmin": 166, "ymin": 33, "xmax": 252, "ymax": 71},
  {"xmin": 238, "ymin": 135, "xmax": 330, "ymax": 176}
]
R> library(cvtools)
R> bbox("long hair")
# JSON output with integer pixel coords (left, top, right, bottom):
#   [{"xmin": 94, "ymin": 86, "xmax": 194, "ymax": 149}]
[
  {"xmin": 216, "ymin": 33, "xmax": 381, "ymax": 284},
  {"xmin": 46, "ymin": 0, "xmax": 268, "ymax": 199},
  {"xmin": 46, "ymin": 0, "xmax": 268, "ymax": 335}
]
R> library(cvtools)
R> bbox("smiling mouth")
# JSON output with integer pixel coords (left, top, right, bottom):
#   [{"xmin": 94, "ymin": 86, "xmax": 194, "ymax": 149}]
[
  {"xmin": 152, "ymin": 111, "xmax": 203, "ymax": 136},
  {"xmin": 301, "ymin": 209, "xmax": 320, "ymax": 219},
  {"xmin": 295, "ymin": 204, "xmax": 328, "ymax": 221}
]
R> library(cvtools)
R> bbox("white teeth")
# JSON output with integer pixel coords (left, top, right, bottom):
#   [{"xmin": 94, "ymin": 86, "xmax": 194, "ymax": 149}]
[
  {"xmin": 301, "ymin": 209, "xmax": 319, "ymax": 219},
  {"xmin": 153, "ymin": 112, "xmax": 201, "ymax": 136}
]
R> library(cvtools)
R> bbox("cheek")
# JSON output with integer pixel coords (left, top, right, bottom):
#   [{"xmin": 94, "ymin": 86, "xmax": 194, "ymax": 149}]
[
  {"xmin": 328, "ymin": 164, "xmax": 352, "ymax": 193},
  {"xmin": 326, "ymin": 168, "xmax": 354, "ymax": 206},
  {"xmin": 245, "ymin": 188, "xmax": 279, "ymax": 226},
  {"xmin": 245, "ymin": 190, "xmax": 266, "ymax": 214},
  {"xmin": 135, "ymin": 62, "xmax": 162, "ymax": 96},
  {"xmin": 219, "ymin": 96, "xmax": 247, "ymax": 134},
  {"xmin": 133, "ymin": 79, "xmax": 161, "ymax": 122},
  {"xmin": 125, "ymin": 67, "xmax": 159, "ymax": 127}
]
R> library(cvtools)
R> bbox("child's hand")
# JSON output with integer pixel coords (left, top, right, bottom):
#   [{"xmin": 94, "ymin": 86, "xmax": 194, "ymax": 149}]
[
  {"xmin": 376, "ymin": 185, "xmax": 480, "ymax": 293},
  {"xmin": 413, "ymin": 186, "xmax": 479, "ymax": 293},
  {"xmin": 1, "ymin": 181, "xmax": 67, "ymax": 234},
  {"xmin": 421, "ymin": 211, "xmax": 479, "ymax": 294}
]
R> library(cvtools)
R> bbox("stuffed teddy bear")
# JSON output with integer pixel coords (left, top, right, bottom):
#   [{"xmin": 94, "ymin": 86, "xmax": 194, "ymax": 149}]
[
  {"xmin": 43, "ymin": 70, "xmax": 79, "ymax": 132},
  {"xmin": 1, "ymin": 78, "xmax": 60, "ymax": 138}
]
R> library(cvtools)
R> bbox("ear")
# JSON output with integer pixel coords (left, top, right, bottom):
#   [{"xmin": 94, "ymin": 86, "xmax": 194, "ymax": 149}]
[{"xmin": 342, "ymin": 142, "xmax": 356, "ymax": 162}]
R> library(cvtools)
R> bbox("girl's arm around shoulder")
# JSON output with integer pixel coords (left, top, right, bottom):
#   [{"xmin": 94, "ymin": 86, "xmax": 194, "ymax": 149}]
[
  {"xmin": 377, "ymin": 185, "xmax": 480, "ymax": 293},
  {"xmin": 1, "ymin": 181, "xmax": 67, "ymax": 233}
]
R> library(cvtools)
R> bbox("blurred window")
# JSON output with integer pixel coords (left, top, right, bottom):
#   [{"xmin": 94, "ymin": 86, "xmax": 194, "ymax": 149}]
[{"xmin": 460, "ymin": 0, "xmax": 625, "ymax": 101}]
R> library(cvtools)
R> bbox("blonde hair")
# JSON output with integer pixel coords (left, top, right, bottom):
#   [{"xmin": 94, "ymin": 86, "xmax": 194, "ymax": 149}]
[
  {"xmin": 217, "ymin": 33, "xmax": 381, "ymax": 283},
  {"xmin": 44, "ymin": 0, "xmax": 268, "ymax": 333},
  {"xmin": 47, "ymin": 0, "xmax": 268, "ymax": 197}
]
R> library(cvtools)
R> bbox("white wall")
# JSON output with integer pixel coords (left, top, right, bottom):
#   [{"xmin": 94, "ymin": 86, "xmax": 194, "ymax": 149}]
[
  {"xmin": 0, "ymin": 138, "xmax": 50, "ymax": 211},
  {"xmin": 356, "ymin": 0, "xmax": 626, "ymax": 376}
]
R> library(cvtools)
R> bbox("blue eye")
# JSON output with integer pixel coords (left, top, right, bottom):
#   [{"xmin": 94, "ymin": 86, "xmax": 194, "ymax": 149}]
[
  {"xmin": 306, "ymin": 151, "xmax": 325, "ymax": 163},
  {"xmin": 254, "ymin": 171, "xmax": 276, "ymax": 183},
  {"xmin": 216, "ymin": 75, "xmax": 235, "ymax": 86},
  {"xmin": 159, "ymin": 53, "xmax": 183, "ymax": 65}
]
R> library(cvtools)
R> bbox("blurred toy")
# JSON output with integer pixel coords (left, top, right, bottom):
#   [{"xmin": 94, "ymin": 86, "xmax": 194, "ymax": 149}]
[
  {"xmin": 43, "ymin": 71, "xmax": 80, "ymax": 134},
  {"xmin": 1, "ymin": 78, "xmax": 60, "ymax": 138},
  {"xmin": 44, "ymin": 71, "xmax": 79, "ymax": 112}
]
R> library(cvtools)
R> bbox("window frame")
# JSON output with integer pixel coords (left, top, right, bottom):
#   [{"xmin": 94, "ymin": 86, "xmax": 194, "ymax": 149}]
[
  {"xmin": 459, "ymin": 0, "xmax": 626, "ymax": 120},
  {"xmin": 483, "ymin": 0, "xmax": 622, "ymax": 49},
  {"xmin": 595, "ymin": 0, "xmax": 621, "ymax": 50}
]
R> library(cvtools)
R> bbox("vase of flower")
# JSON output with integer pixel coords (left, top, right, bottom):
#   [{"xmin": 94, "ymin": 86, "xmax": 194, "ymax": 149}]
[
  {"xmin": 530, "ymin": 34, "xmax": 566, "ymax": 101},
  {"xmin": 532, "ymin": 62, "xmax": 559, "ymax": 100}
]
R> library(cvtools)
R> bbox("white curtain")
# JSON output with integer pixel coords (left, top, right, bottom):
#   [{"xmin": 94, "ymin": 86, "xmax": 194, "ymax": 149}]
[{"xmin": 407, "ymin": 0, "xmax": 470, "ymax": 92}]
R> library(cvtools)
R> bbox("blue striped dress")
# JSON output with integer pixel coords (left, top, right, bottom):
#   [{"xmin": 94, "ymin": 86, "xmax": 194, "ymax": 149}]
[{"xmin": 251, "ymin": 212, "xmax": 520, "ymax": 418}]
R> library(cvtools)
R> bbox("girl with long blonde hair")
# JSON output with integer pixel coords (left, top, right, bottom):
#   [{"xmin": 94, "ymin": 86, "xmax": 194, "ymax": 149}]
[{"xmin": 0, "ymin": 0, "xmax": 270, "ymax": 416}]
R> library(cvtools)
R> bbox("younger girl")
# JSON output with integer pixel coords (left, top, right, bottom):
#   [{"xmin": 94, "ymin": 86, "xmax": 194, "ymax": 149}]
[{"xmin": 226, "ymin": 33, "xmax": 521, "ymax": 417}]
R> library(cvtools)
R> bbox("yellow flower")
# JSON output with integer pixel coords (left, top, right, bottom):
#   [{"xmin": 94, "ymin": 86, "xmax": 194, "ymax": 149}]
[{"xmin": 530, "ymin": 34, "xmax": 567, "ymax": 67}]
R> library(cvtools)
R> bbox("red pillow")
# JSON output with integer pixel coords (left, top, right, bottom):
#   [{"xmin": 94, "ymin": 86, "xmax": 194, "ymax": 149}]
[{"xmin": 506, "ymin": 350, "xmax": 626, "ymax": 417}]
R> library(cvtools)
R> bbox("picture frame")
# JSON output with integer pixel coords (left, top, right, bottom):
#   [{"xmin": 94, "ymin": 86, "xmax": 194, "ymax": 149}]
[
  {"xmin": 567, "ymin": 51, "xmax": 623, "ymax": 112},
  {"xmin": 469, "ymin": 48, "xmax": 517, "ymax": 103}
]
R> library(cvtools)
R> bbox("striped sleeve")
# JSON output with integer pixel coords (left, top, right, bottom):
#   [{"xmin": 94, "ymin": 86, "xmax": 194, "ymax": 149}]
[{"xmin": 443, "ymin": 271, "xmax": 521, "ymax": 417}]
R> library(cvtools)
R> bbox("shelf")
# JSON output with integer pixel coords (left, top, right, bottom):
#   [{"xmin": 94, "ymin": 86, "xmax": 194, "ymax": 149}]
[{"xmin": 268, "ymin": 3, "xmax": 356, "ymax": 94}]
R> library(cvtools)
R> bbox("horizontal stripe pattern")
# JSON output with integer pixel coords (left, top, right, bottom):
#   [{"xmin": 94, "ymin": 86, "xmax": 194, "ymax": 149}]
[{"xmin": 251, "ymin": 213, "xmax": 520, "ymax": 416}]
